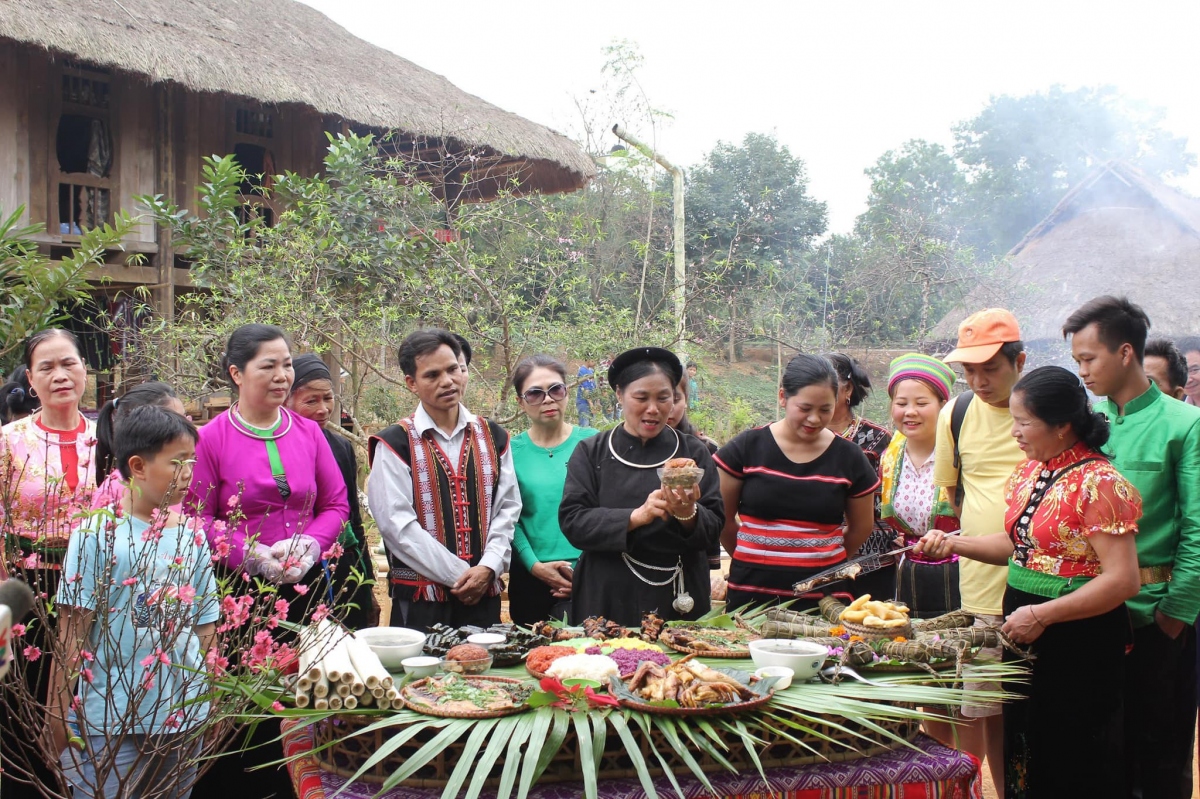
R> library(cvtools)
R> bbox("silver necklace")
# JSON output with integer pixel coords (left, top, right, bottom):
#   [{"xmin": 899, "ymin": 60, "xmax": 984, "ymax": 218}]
[
  {"xmin": 230, "ymin": 405, "xmax": 292, "ymax": 440},
  {"xmin": 607, "ymin": 425, "xmax": 680, "ymax": 469},
  {"xmin": 621, "ymin": 553, "xmax": 695, "ymax": 614}
]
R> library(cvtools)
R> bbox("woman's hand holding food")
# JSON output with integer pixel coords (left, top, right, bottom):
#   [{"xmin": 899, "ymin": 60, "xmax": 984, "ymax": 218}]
[
  {"xmin": 629, "ymin": 489, "xmax": 672, "ymax": 529},
  {"xmin": 663, "ymin": 484, "xmax": 700, "ymax": 519}
]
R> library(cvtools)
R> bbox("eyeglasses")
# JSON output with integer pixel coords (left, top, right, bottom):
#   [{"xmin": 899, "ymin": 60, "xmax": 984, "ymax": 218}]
[{"xmin": 520, "ymin": 383, "xmax": 568, "ymax": 404}]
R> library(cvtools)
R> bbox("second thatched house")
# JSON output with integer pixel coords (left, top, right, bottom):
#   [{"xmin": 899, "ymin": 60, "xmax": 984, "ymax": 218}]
[
  {"xmin": 0, "ymin": 0, "xmax": 595, "ymax": 327},
  {"xmin": 934, "ymin": 160, "xmax": 1200, "ymax": 356}
]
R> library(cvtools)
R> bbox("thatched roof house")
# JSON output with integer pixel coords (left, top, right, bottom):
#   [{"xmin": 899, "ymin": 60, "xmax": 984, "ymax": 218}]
[
  {"xmin": 0, "ymin": 0, "xmax": 595, "ymax": 201},
  {"xmin": 934, "ymin": 161, "xmax": 1200, "ymax": 342}
]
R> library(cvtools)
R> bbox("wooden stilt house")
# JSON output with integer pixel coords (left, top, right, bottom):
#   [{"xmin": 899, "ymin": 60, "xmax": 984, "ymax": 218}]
[{"xmin": 0, "ymin": 0, "xmax": 595, "ymax": 387}]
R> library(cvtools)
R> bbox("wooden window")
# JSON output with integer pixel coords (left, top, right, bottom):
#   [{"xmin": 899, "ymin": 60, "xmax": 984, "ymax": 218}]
[
  {"xmin": 228, "ymin": 104, "xmax": 278, "ymax": 226},
  {"xmin": 52, "ymin": 61, "xmax": 115, "ymax": 236}
]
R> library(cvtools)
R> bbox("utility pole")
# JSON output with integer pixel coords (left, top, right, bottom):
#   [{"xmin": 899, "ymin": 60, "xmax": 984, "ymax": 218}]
[{"xmin": 612, "ymin": 124, "xmax": 687, "ymax": 361}]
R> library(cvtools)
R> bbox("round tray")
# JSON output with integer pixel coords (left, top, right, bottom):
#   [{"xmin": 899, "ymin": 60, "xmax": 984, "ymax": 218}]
[
  {"xmin": 616, "ymin": 689, "xmax": 773, "ymax": 717},
  {"xmin": 840, "ymin": 619, "xmax": 914, "ymax": 640},
  {"xmin": 401, "ymin": 675, "xmax": 530, "ymax": 719}
]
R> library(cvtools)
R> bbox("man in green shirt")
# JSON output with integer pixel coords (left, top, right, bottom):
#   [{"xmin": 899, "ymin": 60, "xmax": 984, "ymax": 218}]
[{"xmin": 1064, "ymin": 296, "xmax": 1200, "ymax": 799}]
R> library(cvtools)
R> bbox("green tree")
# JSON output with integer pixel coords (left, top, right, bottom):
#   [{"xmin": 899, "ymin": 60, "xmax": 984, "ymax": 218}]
[
  {"xmin": 134, "ymin": 134, "xmax": 658, "ymax": 435},
  {"xmin": 0, "ymin": 207, "xmax": 133, "ymax": 368},
  {"xmin": 858, "ymin": 140, "xmax": 967, "ymax": 244},
  {"xmin": 683, "ymin": 133, "xmax": 827, "ymax": 360},
  {"xmin": 953, "ymin": 85, "xmax": 1195, "ymax": 255}
]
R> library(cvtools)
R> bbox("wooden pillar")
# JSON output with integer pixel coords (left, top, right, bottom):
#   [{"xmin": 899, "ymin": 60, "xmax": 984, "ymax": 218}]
[{"xmin": 154, "ymin": 83, "xmax": 175, "ymax": 321}]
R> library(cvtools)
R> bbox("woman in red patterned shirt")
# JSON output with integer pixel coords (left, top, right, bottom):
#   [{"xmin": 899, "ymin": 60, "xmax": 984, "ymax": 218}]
[{"xmin": 918, "ymin": 365, "xmax": 1141, "ymax": 799}]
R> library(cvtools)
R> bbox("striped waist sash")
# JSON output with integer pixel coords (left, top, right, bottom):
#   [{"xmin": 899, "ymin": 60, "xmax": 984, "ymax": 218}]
[{"xmin": 734, "ymin": 515, "xmax": 845, "ymax": 569}]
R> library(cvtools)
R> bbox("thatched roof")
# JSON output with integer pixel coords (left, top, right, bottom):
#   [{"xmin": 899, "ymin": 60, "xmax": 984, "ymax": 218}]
[
  {"xmin": 933, "ymin": 161, "xmax": 1200, "ymax": 340},
  {"xmin": 0, "ymin": 0, "xmax": 596, "ymax": 198}
]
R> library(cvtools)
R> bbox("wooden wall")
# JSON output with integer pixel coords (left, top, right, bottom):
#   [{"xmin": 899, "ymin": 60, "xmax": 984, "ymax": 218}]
[
  {"xmin": 0, "ymin": 42, "xmax": 331, "ymax": 294},
  {"xmin": 0, "ymin": 46, "xmax": 31, "ymax": 228}
]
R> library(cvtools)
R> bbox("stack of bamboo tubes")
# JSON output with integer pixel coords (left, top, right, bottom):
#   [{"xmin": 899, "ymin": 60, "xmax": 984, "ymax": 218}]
[{"xmin": 295, "ymin": 620, "xmax": 403, "ymax": 711}]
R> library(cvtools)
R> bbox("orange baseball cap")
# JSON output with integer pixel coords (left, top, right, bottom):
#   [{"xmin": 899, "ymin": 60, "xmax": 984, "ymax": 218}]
[{"xmin": 944, "ymin": 308, "xmax": 1022, "ymax": 364}]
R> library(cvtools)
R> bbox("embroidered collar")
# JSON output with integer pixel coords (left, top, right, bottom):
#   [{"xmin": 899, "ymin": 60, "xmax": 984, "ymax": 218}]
[
  {"xmin": 1043, "ymin": 441, "xmax": 1099, "ymax": 471},
  {"xmin": 413, "ymin": 402, "xmax": 474, "ymax": 441}
]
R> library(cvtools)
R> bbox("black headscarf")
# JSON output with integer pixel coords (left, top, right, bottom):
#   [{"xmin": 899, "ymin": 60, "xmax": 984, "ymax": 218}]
[{"xmin": 291, "ymin": 353, "xmax": 332, "ymax": 391}]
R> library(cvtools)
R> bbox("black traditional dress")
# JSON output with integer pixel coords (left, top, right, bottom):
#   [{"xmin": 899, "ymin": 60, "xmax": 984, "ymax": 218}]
[
  {"xmin": 323, "ymin": 429, "xmax": 379, "ymax": 629},
  {"xmin": 560, "ymin": 426, "xmax": 723, "ymax": 627}
]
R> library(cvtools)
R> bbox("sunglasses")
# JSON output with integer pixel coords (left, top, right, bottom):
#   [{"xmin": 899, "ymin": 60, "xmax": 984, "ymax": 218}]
[{"xmin": 520, "ymin": 383, "xmax": 568, "ymax": 404}]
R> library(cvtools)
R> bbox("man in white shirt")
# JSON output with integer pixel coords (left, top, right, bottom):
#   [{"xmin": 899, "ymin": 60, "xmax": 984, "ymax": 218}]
[{"xmin": 367, "ymin": 329, "xmax": 521, "ymax": 630}]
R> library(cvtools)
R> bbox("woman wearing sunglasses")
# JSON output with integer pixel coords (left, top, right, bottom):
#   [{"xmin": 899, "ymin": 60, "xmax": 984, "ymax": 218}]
[{"xmin": 507, "ymin": 355, "xmax": 599, "ymax": 624}]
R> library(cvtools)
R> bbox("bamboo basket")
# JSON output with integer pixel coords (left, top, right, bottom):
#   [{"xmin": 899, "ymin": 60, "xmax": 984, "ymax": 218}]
[
  {"xmin": 841, "ymin": 619, "xmax": 914, "ymax": 641},
  {"xmin": 311, "ymin": 707, "xmax": 921, "ymax": 786}
]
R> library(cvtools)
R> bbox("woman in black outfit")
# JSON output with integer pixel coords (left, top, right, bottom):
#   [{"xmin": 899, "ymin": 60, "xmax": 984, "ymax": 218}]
[
  {"xmin": 560, "ymin": 347, "xmax": 724, "ymax": 626},
  {"xmin": 286, "ymin": 353, "xmax": 378, "ymax": 629}
]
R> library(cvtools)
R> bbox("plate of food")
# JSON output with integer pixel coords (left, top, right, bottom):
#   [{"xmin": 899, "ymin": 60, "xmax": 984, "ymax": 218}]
[
  {"xmin": 608, "ymin": 655, "xmax": 778, "ymax": 716},
  {"xmin": 659, "ymin": 624, "xmax": 760, "ymax": 658},
  {"xmin": 838, "ymin": 595, "xmax": 914, "ymax": 640},
  {"xmin": 524, "ymin": 645, "xmax": 582, "ymax": 679},
  {"xmin": 401, "ymin": 674, "xmax": 533, "ymax": 719},
  {"xmin": 423, "ymin": 622, "xmax": 547, "ymax": 668}
]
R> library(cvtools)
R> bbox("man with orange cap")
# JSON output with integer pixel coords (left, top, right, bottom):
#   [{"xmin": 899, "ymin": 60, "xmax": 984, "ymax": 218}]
[{"xmin": 932, "ymin": 308, "xmax": 1026, "ymax": 794}]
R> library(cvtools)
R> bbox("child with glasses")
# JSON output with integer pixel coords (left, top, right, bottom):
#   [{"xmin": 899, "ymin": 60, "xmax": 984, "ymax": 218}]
[{"xmin": 52, "ymin": 405, "xmax": 218, "ymax": 799}]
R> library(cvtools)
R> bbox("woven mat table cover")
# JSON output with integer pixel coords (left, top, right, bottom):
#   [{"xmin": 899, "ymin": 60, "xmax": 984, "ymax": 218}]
[{"xmin": 282, "ymin": 718, "xmax": 981, "ymax": 799}]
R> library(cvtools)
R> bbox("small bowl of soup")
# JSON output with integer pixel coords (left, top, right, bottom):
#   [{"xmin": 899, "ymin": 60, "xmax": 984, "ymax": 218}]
[
  {"xmin": 357, "ymin": 627, "xmax": 427, "ymax": 670},
  {"xmin": 748, "ymin": 639, "xmax": 828, "ymax": 682}
]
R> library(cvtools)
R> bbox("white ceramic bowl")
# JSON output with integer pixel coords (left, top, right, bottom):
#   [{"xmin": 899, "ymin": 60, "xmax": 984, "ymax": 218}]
[
  {"xmin": 755, "ymin": 666, "xmax": 795, "ymax": 691},
  {"xmin": 401, "ymin": 656, "xmax": 441, "ymax": 678},
  {"xmin": 466, "ymin": 632, "xmax": 507, "ymax": 649},
  {"xmin": 748, "ymin": 639, "xmax": 828, "ymax": 682},
  {"xmin": 357, "ymin": 627, "xmax": 427, "ymax": 670}
]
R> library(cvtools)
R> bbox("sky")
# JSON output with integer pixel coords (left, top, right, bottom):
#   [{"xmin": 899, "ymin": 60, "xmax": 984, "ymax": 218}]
[{"xmin": 298, "ymin": 0, "xmax": 1200, "ymax": 234}]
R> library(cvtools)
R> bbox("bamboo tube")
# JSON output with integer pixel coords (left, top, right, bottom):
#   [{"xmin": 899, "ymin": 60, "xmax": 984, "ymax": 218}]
[
  {"xmin": 345, "ymin": 634, "xmax": 390, "ymax": 690},
  {"xmin": 343, "ymin": 695, "xmax": 358, "ymax": 710},
  {"xmin": 385, "ymin": 687, "xmax": 399, "ymax": 701},
  {"xmin": 391, "ymin": 698, "xmax": 406, "ymax": 711},
  {"xmin": 329, "ymin": 696, "xmax": 343, "ymax": 710},
  {"xmin": 297, "ymin": 627, "xmax": 324, "ymax": 681},
  {"xmin": 324, "ymin": 640, "xmax": 356, "ymax": 685},
  {"xmin": 297, "ymin": 675, "xmax": 313, "ymax": 692},
  {"xmin": 336, "ymin": 683, "xmax": 351, "ymax": 698},
  {"xmin": 316, "ymin": 620, "xmax": 356, "ymax": 684},
  {"xmin": 371, "ymin": 686, "xmax": 386, "ymax": 699},
  {"xmin": 350, "ymin": 681, "xmax": 365, "ymax": 697},
  {"xmin": 314, "ymin": 697, "xmax": 329, "ymax": 710},
  {"xmin": 313, "ymin": 672, "xmax": 330, "ymax": 699},
  {"xmin": 358, "ymin": 693, "xmax": 373, "ymax": 708},
  {"xmin": 295, "ymin": 691, "xmax": 311, "ymax": 708}
]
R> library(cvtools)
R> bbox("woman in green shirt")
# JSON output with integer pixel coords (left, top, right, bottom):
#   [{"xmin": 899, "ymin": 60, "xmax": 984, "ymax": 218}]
[{"xmin": 509, "ymin": 355, "xmax": 599, "ymax": 625}]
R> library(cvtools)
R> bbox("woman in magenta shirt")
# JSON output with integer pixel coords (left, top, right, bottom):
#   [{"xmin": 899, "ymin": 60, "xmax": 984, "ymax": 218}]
[
  {"xmin": 187, "ymin": 324, "xmax": 347, "ymax": 799},
  {"xmin": 187, "ymin": 324, "xmax": 347, "ymax": 596}
]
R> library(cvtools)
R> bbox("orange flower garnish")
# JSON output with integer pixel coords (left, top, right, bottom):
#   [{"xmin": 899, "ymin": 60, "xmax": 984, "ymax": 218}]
[
  {"xmin": 848, "ymin": 635, "xmax": 864, "ymax": 643},
  {"xmin": 892, "ymin": 636, "xmax": 908, "ymax": 642},
  {"xmin": 828, "ymin": 626, "xmax": 845, "ymax": 636}
]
